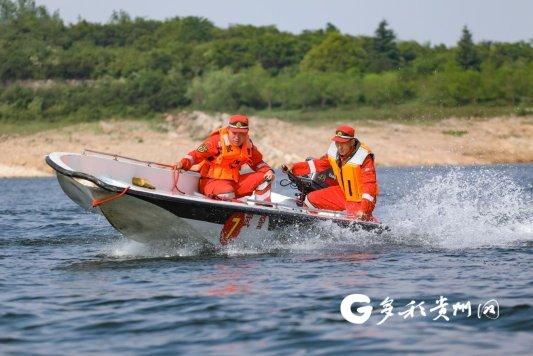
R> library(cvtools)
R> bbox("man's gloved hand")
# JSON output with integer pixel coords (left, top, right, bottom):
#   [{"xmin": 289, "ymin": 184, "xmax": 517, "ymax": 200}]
[
  {"xmin": 281, "ymin": 163, "xmax": 293, "ymax": 173},
  {"xmin": 264, "ymin": 169, "xmax": 275, "ymax": 182}
]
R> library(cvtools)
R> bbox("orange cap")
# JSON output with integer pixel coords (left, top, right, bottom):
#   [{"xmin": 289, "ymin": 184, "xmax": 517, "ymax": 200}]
[
  {"xmin": 331, "ymin": 125, "xmax": 355, "ymax": 142},
  {"xmin": 228, "ymin": 115, "xmax": 249, "ymax": 133}
]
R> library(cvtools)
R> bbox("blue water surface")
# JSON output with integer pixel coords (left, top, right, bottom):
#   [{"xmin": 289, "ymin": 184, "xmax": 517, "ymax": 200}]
[{"xmin": 0, "ymin": 165, "xmax": 532, "ymax": 354}]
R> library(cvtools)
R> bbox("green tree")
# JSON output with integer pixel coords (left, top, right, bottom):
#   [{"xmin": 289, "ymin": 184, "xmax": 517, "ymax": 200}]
[
  {"xmin": 362, "ymin": 72, "xmax": 406, "ymax": 106},
  {"xmin": 371, "ymin": 20, "xmax": 400, "ymax": 72},
  {"xmin": 1, "ymin": 0, "xmax": 532, "ymax": 120},
  {"xmin": 494, "ymin": 60, "xmax": 532, "ymax": 104},
  {"xmin": 313, "ymin": 72, "xmax": 360, "ymax": 107},
  {"xmin": 325, "ymin": 22, "xmax": 339, "ymax": 33},
  {"xmin": 120, "ymin": 69, "xmax": 187, "ymax": 113},
  {"xmin": 423, "ymin": 67, "xmax": 482, "ymax": 105},
  {"xmin": 203, "ymin": 38, "xmax": 258, "ymax": 71},
  {"xmin": 300, "ymin": 33, "xmax": 366, "ymax": 73},
  {"xmin": 256, "ymin": 33, "xmax": 303, "ymax": 73},
  {"xmin": 0, "ymin": 0, "xmax": 17, "ymax": 22},
  {"xmin": 456, "ymin": 25, "xmax": 480, "ymax": 70},
  {"xmin": 186, "ymin": 68, "xmax": 240, "ymax": 111},
  {"xmin": 259, "ymin": 76, "xmax": 276, "ymax": 110},
  {"xmin": 398, "ymin": 40, "xmax": 427, "ymax": 65}
]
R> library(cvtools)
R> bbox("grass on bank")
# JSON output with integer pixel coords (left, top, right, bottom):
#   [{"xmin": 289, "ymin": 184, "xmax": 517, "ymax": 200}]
[
  {"xmin": 254, "ymin": 102, "xmax": 527, "ymax": 125},
  {"xmin": 0, "ymin": 113, "xmax": 161, "ymax": 136},
  {"xmin": 0, "ymin": 103, "xmax": 529, "ymax": 136}
]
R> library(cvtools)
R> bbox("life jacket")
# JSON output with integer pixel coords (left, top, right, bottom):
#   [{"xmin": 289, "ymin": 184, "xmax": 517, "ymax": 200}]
[
  {"xmin": 200, "ymin": 127, "xmax": 253, "ymax": 182},
  {"xmin": 326, "ymin": 141, "xmax": 373, "ymax": 202}
]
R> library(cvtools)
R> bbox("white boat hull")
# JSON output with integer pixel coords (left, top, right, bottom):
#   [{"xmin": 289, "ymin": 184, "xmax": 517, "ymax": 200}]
[{"xmin": 47, "ymin": 151, "xmax": 386, "ymax": 248}]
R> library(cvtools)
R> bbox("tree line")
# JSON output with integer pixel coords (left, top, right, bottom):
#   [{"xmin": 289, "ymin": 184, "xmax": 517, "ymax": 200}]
[{"xmin": 0, "ymin": 0, "xmax": 531, "ymax": 123}]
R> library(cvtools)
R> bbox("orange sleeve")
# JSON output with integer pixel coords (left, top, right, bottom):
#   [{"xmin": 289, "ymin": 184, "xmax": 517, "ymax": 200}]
[
  {"xmin": 291, "ymin": 154, "xmax": 331, "ymax": 176},
  {"xmin": 250, "ymin": 145, "xmax": 272, "ymax": 173},
  {"xmin": 179, "ymin": 135, "xmax": 220, "ymax": 170},
  {"xmin": 359, "ymin": 155, "xmax": 378, "ymax": 214}
]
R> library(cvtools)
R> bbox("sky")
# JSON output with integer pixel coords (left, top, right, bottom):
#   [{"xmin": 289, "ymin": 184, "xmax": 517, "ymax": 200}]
[{"xmin": 35, "ymin": 0, "xmax": 533, "ymax": 46}]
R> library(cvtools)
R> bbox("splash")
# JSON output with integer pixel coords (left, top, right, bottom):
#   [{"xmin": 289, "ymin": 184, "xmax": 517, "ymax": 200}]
[
  {"xmin": 105, "ymin": 237, "xmax": 209, "ymax": 258},
  {"xmin": 218, "ymin": 218, "xmax": 385, "ymax": 256},
  {"xmin": 102, "ymin": 222, "xmax": 384, "ymax": 259},
  {"xmin": 382, "ymin": 168, "xmax": 533, "ymax": 248},
  {"xmin": 100, "ymin": 167, "xmax": 532, "ymax": 257}
]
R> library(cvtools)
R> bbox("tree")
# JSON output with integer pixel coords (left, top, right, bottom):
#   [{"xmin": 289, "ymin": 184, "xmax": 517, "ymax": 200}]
[
  {"xmin": 362, "ymin": 72, "xmax": 405, "ymax": 106},
  {"xmin": 300, "ymin": 33, "xmax": 366, "ymax": 72},
  {"xmin": 109, "ymin": 9, "xmax": 131, "ymax": 24},
  {"xmin": 256, "ymin": 33, "xmax": 303, "ymax": 73},
  {"xmin": 203, "ymin": 38, "xmax": 257, "ymax": 71},
  {"xmin": 372, "ymin": 20, "xmax": 400, "ymax": 72},
  {"xmin": 423, "ymin": 68, "xmax": 482, "ymax": 106},
  {"xmin": 186, "ymin": 68, "xmax": 240, "ymax": 111},
  {"xmin": 456, "ymin": 25, "xmax": 480, "ymax": 70},
  {"xmin": 325, "ymin": 22, "xmax": 339, "ymax": 33},
  {"xmin": 0, "ymin": 0, "xmax": 17, "ymax": 23}
]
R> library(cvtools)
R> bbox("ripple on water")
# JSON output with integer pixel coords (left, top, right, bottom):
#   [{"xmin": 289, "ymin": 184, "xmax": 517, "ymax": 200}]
[{"xmin": 0, "ymin": 168, "xmax": 532, "ymax": 354}]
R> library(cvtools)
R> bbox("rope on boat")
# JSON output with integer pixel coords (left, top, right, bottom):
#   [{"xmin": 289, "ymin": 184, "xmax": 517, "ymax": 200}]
[
  {"xmin": 92, "ymin": 186, "xmax": 130, "ymax": 207},
  {"xmin": 171, "ymin": 164, "xmax": 185, "ymax": 195},
  {"xmin": 83, "ymin": 149, "xmax": 175, "ymax": 169},
  {"xmin": 84, "ymin": 149, "xmax": 188, "ymax": 195}
]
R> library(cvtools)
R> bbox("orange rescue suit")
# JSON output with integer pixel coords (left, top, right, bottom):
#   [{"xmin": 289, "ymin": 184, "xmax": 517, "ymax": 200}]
[
  {"xmin": 199, "ymin": 127, "xmax": 252, "ymax": 182},
  {"xmin": 179, "ymin": 126, "xmax": 273, "ymax": 199},
  {"xmin": 291, "ymin": 141, "xmax": 378, "ymax": 215}
]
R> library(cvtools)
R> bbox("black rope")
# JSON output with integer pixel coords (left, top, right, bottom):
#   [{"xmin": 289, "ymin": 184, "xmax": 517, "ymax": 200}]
[{"xmin": 280, "ymin": 178, "xmax": 297, "ymax": 189}]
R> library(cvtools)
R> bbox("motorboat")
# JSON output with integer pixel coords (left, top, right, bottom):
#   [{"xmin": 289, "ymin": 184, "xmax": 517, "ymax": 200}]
[{"xmin": 45, "ymin": 150, "xmax": 386, "ymax": 248}]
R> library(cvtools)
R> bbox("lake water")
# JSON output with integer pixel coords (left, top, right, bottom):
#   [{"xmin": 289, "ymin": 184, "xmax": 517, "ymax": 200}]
[{"xmin": 1, "ymin": 165, "xmax": 532, "ymax": 354}]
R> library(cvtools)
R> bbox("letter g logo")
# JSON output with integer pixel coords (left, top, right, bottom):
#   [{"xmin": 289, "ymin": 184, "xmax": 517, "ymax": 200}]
[{"xmin": 340, "ymin": 294, "xmax": 373, "ymax": 324}]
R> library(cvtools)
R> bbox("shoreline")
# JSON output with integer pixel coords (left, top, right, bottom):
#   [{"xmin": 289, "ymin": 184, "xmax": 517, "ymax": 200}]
[{"xmin": 1, "ymin": 112, "xmax": 532, "ymax": 178}]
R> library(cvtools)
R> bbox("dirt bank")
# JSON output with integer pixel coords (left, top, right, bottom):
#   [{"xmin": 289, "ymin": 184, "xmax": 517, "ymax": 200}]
[{"xmin": 1, "ymin": 112, "xmax": 532, "ymax": 178}]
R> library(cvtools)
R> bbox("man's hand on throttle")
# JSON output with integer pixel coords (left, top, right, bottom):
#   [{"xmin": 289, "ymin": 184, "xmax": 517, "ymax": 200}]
[{"xmin": 282, "ymin": 163, "xmax": 294, "ymax": 173}]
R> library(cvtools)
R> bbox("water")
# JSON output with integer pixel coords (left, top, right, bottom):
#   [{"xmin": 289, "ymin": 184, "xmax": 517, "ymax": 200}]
[{"xmin": 1, "ymin": 165, "xmax": 532, "ymax": 354}]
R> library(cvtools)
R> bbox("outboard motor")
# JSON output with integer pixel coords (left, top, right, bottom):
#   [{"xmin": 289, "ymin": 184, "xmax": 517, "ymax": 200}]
[{"xmin": 280, "ymin": 158, "xmax": 335, "ymax": 206}]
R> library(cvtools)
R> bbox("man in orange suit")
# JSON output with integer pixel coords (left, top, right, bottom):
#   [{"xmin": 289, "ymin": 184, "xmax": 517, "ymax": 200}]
[
  {"xmin": 286, "ymin": 125, "xmax": 378, "ymax": 220},
  {"xmin": 175, "ymin": 115, "xmax": 274, "ymax": 201}
]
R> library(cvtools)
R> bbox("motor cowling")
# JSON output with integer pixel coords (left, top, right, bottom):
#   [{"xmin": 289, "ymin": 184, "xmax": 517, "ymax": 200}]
[{"xmin": 281, "ymin": 158, "xmax": 335, "ymax": 206}]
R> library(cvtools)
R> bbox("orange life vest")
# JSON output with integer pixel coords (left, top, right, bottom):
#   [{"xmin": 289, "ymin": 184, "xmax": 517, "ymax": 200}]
[
  {"xmin": 200, "ymin": 127, "xmax": 252, "ymax": 182},
  {"xmin": 327, "ymin": 142, "xmax": 373, "ymax": 202}
]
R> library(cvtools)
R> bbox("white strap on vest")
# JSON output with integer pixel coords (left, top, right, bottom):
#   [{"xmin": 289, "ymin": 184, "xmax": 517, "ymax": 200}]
[
  {"xmin": 327, "ymin": 142, "xmax": 337, "ymax": 158},
  {"xmin": 222, "ymin": 134, "xmax": 230, "ymax": 147},
  {"xmin": 307, "ymin": 160, "xmax": 317, "ymax": 174},
  {"xmin": 350, "ymin": 146, "xmax": 369, "ymax": 165},
  {"xmin": 327, "ymin": 142, "xmax": 369, "ymax": 165}
]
